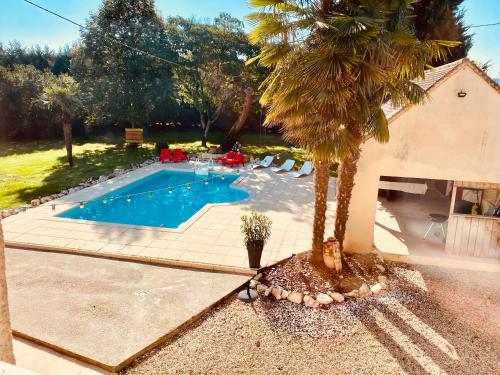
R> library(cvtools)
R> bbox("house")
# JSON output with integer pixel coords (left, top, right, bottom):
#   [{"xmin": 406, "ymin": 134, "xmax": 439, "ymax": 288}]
[{"xmin": 344, "ymin": 59, "xmax": 500, "ymax": 259}]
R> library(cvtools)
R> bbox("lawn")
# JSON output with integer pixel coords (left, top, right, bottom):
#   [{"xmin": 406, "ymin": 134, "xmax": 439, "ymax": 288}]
[{"xmin": 0, "ymin": 130, "xmax": 310, "ymax": 209}]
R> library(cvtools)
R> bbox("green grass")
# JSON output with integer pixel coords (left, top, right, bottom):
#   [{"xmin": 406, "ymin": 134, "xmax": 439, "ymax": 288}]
[{"xmin": 0, "ymin": 130, "xmax": 312, "ymax": 209}]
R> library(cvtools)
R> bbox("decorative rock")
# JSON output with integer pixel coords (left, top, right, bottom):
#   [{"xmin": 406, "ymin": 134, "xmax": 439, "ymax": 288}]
[
  {"xmin": 287, "ymin": 291, "xmax": 303, "ymax": 304},
  {"xmin": 61, "ymin": 190, "xmax": 69, "ymax": 195},
  {"xmin": 303, "ymin": 295, "xmax": 320, "ymax": 308},
  {"xmin": 256, "ymin": 284, "xmax": 267, "ymax": 293},
  {"xmin": 378, "ymin": 275, "xmax": 388, "ymax": 284},
  {"xmin": 359, "ymin": 283, "xmax": 372, "ymax": 298},
  {"xmin": 1, "ymin": 210, "xmax": 11, "ymax": 218},
  {"xmin": 271, "ymin": 287, "xmax": 283, "ymax": 300},
  {"xmin": 40, "ymin": 196, "xmax": 51, "ymax": 203},
  {"xmin": 254, "ymin": 273, "xmax": 263, "ymax": 281},
  {"xmin": 327, "ymin": 291, "xmax": 345, "ymax": 303},
  {"xmin": 377, "ymin": 253, "xmax": 384, "ymax": 263},
  {"xmin": 376, "ymin": 264, "xmax": 385, "ymax": 272},
  {"xmin": 370, "ymin": 283, "xmax": 383, "ymax": 295},
  {"xmin": 281, "ymin": 290, "xmax": 289, "ymax": 299},
  {"xmin": 11, "ymin": 208, "xmax": 20, "ymax": 215},
  {"xmin": 31, "ymin": 199, "xmax": 41, "ymax": 207},
  {"xmin": 249, "ymin": 279, "xmax": 260, "ymax": 288},
  {"xmin": 316, "ymin": 293, "xmax": 334, "ymax": 305},
  {"xmin": 344, "ymin": 289, "xmax": 359, "ymax": 298},
  {"xmin": 264, "ymin": 286, "xmax": 273, "ymax": 297},
  {"xmin": 98, "ymin": 175, "xmax": 107, "ymax": 183}
]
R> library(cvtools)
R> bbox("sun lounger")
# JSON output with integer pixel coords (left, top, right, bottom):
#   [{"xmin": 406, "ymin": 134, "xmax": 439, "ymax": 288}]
[
  {"xmin": 290, "ymin": 161, "xmax": 313, "ymax": 178},
  {"xmin": 271, "ymin": 159, "xmax": 295, "ymax": 173},
  {"xmin": 252, "ymin": 155, "xmax": 274, "ymax": 169}
]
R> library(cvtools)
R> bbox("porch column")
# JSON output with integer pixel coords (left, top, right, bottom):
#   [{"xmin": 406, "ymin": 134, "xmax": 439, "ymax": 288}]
[{"xmin": 343, "ymin": 170, "xmax": 380, "ymax": 254}]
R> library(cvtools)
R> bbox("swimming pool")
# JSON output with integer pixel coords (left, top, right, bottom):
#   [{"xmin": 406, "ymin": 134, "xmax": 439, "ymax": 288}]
[{"xmin": 57, "ymin": 170, "xmax": 249, "ymax": 228}]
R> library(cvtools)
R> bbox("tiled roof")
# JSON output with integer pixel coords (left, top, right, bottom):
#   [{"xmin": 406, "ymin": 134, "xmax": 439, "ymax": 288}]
[{"xmin": 383, "ymin": 58, "xmax": 500, "ymax": 122}]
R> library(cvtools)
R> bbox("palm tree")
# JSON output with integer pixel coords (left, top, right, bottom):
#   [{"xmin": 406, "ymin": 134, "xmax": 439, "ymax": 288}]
[
  {"xmin": 42, "ymin": 76, "xmax": 81, "ymax": 167},
  {"xmin": 0, "ymin": 221, "xmax": 15, "ymax": 364},
  {"xmin": 249, "ymin": 0, "xmax": 455, "ymax": 270}
]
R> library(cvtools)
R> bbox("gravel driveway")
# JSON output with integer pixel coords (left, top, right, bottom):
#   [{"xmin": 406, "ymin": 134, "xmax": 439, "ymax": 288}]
[{"xmin": 123, "ymin": 262, "xmax": 500, "ymax": 375}]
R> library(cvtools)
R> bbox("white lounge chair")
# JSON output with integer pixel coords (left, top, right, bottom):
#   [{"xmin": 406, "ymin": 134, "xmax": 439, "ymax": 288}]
[
  {"xmin": 271, "ymin": 159, "xmax": 295, "ymax": 173},
  {"xmin": 252, "ymin": 155, "xmax": 274, "ymax": 169},
  {"xmin": 290, "ymin": 161, "xmax": 313, "ymax": 178}
]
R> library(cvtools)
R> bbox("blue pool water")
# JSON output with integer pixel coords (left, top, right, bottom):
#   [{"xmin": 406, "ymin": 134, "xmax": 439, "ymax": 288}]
[{"xmin": 57, "ymin": 170, "xmax": 249, "ymax": 228}]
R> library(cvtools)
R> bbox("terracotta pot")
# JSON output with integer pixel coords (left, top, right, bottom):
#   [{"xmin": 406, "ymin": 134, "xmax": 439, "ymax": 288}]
[{"xmin": 246, "ymin": 240, "xmax": 264, "ymax": 268}]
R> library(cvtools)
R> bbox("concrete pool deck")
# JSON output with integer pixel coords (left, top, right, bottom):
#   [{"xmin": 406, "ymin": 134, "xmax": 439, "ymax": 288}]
[
  {"xmin": 3, "ymin": 161, "xmax": 337, "ymax": 274},
  {"xmin": 5, "ymin": 248, "xmax": 249, "ymax": 372}
]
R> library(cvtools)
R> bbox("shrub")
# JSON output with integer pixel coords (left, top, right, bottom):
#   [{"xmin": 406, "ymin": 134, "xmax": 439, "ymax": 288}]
[{"xmin": 241, "ymin": 212, "xmax": 272, "ymax": 245}]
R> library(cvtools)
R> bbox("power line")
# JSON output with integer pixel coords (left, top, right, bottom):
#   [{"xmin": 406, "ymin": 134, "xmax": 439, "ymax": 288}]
[
  {"xmin": 470, "ymin": 21, "xmax": 500, "ymax": 28},
  {"xmin": 22, "ymin": 0, "xmax": 196, "ymax": 71}
]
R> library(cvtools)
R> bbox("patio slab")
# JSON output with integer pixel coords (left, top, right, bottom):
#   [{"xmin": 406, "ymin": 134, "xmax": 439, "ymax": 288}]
[
  {"xmin": 3, "ymin": 162, "xmax": 337, "ymax": 272},
  {"xmin": 5, "ymin": 248, "xmax": 249, "ymax": 372}
]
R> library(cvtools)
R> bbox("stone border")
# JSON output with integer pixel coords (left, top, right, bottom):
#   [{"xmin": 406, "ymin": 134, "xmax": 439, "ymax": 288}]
[
  {"xmin": 249, "ymin": 253, "xmax": 389, "ymax": 308},
  {"xmin": 1, "ymin": 158, "xmax": 159, "ymax": 219}
]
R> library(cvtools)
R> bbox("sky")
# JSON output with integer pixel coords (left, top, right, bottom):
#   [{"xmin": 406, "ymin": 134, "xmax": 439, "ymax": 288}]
[{"xmin": 1, "ymin": 0, "xmax": 499, "ymax": 78}]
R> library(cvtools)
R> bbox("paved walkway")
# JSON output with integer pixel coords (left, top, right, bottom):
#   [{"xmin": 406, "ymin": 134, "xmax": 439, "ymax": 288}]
[
  {"xmin": 6, "ymin": 248, "xmax": 249, "ymax": 372},
  {"xmin": 3, "ymin": 162, "xmax": 337, "ymax": 273}
]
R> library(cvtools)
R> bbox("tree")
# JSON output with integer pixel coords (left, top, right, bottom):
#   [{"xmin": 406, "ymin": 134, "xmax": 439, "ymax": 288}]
[
  {"xmin": 413, "ymin": 0, "xmax": 471, "ymax": 64},
  {"xmin": 249, "ymin": 0, "xmax": 454, "ymax": 269},
  {"xmin": 41, "ymin": 76, "xmax": 82, "ymax": 166},
  {"xmin": 0, "ymin": 221, "xmax": 15, "ymax": 364},
  {"xmin": 72, "ymin": 0, "xmax": 177, "ymax": 129},
  {"xmin": 0, "ymin": 64, "xmax": 58, "ymax": 141},
  {"xmin": 168, "ymin": 15, "xmax": 261, "ymax": 147}
]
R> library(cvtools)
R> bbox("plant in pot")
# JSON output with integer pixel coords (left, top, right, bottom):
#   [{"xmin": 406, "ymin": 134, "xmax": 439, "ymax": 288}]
[{"xmin": 241, "ymin": 212, "xmax": 272, "ymax": 268}]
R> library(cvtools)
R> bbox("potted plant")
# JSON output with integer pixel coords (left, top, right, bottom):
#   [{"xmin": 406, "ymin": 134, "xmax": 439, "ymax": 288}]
[{"xmin": 241, "ymin": 212, "xmax": 272, "ymax": 268}]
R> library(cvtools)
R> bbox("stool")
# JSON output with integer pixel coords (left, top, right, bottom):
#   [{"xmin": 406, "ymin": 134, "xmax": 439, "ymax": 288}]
[{"xmin": 423, "ymin": 213, "xmax": 448, "ymax": 242}]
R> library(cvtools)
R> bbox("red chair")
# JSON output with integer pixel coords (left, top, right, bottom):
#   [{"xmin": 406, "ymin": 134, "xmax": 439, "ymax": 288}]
[
  {"xmin": 218, "ymin": 151, "xmax": 234, "ymax": 162},
  {"xmin": 160, "ymin": 149, "xmax": 174, "ymax": 163},
  {"xmin": 221, "ymin": 153, "xmax": 245, "ymax": 167},
  {"xmin": 172, "ymin": 149, "xmax": 189, "ymax": 162}
]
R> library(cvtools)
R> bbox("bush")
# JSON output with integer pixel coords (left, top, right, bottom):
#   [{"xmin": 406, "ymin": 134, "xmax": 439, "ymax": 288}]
[{"xmin": 241, "ymin": 212, "xmax": 272, "ymax": 245}]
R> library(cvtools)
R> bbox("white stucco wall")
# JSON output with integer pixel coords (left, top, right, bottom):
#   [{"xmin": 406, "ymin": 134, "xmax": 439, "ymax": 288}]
[{"xmin": 344, "ymin": 64, "xmax": 500, "ymax": 253}]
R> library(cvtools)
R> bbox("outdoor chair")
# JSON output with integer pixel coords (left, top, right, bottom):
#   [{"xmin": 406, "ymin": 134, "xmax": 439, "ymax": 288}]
[
  {"xmin": 271, "ymin": 159, "xmax": 295, "ymax": 173},
  {"xmin": 251, "ymin": 155, "xmax": 274, "ymax": 169},
  {"xmin": 221, "ymin": 152, "xmax": 245, "ymax": 168},
  {"xmin": 290, "ymin": 161, "xmax": 314, "ymax": 178},
  {"xmin": 423, "ymin": 213, "xmax": 448, "ymax": 242},
  {"xmin": 160, "ymin": 149, "xmax": 174, "ymax": 163},
  {"xmin": 172, "ymin": 149, "xmax": 189, "ymax": 162}
]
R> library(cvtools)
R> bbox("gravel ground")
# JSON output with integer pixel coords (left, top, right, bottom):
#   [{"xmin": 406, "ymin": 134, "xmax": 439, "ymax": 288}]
[{"xmin": 123, "ymin": 263, "xmax": 500, "ymax": 375}]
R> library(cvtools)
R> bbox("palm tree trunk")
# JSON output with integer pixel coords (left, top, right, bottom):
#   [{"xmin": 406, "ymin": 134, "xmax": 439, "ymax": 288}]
[
  {"xmin": 311, "ymin": 160, "xmax": 330, "ymax": 263},
  {"xmin": 0, "ymin": 221, "xmax": 15, "ymax": 365},
  {"xmin": 62, "ymin": 122, "xmax": 73, "ymax": 167},
  {"xmin": 334, "ymin": 145, "xmax": 361, "ymax": 249}
]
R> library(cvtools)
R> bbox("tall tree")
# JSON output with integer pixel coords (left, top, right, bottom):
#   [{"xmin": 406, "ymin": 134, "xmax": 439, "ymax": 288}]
[
  {"xmin": 413, "ymin": 0, "xmax": 471, "ymax": 64},
  {"xmin": 168, "ymin": 15, "xmax": 261, "ymax": 147},
  {"xmin": 249, "ymin": 0, "xmax": 454, "ymax": 269},
  {"xmin": 0, "ymin": 64, "xmax": 58, "ymax": 141},
  {"xmin": 72, "ymin": 0, "xmax": 177, "ymax": 129},
  {"xmin": 41, "ymin": 76, "xmax": 82, "ymax": 166},
  {"xmin": 0, "ymin": 221, "xmax": 15, "ymax": 365}
]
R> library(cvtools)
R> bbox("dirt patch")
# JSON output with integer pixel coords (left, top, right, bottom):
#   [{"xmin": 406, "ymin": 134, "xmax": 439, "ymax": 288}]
[{"xmin": 262, "ymin": 252, "xmax": 382, "ymax": 294}]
